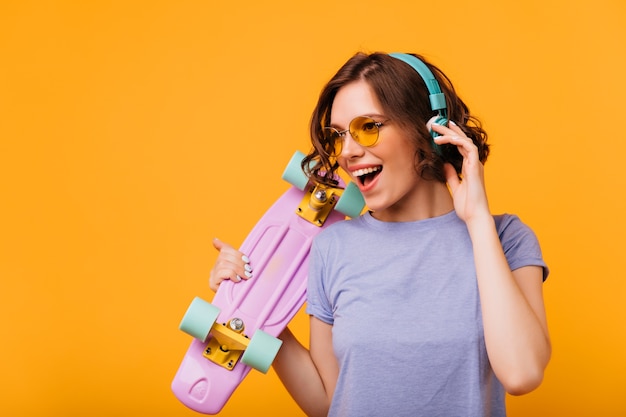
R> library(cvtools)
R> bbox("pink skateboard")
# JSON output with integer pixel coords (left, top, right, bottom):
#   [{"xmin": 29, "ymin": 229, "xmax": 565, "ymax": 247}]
[{"xmin": 171, "ymin": 151, "xmax": 364, "ymax": 414}]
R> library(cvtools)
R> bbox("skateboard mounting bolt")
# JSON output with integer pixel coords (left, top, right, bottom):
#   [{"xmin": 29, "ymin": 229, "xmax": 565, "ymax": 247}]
[
  {"xmin": 228, "ymin": 318, "xmax": 245, "ymax": 333},
  {"xmin": 314, "ymin": 189, "xmax": 328, "ymax": 202}
]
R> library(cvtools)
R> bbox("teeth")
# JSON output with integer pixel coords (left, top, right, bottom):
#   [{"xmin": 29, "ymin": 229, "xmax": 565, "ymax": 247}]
[{"xmin": 352, "ymin": 166, "xmax": 381, "ymax": 177}]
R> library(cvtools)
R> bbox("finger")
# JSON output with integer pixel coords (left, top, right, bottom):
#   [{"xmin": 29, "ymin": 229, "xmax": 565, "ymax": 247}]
[
  {"xmin": 210, "ymin": 258, "xmax": 253, "ymax": 290},
  {"xmin": 209, "ymin": 272, "xmax": 232, "ymax": 291},
  {"xmin": 210, "ymin": 238, "xmax": 253, "ymax": 291},
  {"xmin": 428, "ymin": 117, "xmax": 459, "ymax": 135},
  {"xmin": 213, "ymin": 238, "xmax": 247, "ymax": 260},
  {"xmin": 212, "ymin": 237, "xmax": 228, "ymax": 251},
  {"xmin": 426, "ymin": 115, "xmax": 445, "ymax": 132},
  {"xmin": 213, "ymin": 237, "xmax": 252, "ymax": 272},
  {"xmin": 447, "ymin": 120, "xmax": 465, "ymax": 135},
  {"xmin": 214, "ymin": 255, "xmax": 252, "ymax": 277},
  {"xmin": 431, "ymin": 121, "xmax": 476, "ymax": 156},
  {"xmin": 433, "ymin": 133, "xmax": 475, "ymax": 156},
  {"xmin": 210, "ymin": 266, "xmax": 242, "ymax": 290},
  {"xmin": 213, "ymin": 238, "xmax": 242, "ymax": 265},
  {"xmin": 431, "ymin": 120, "xmax": 471, "ymax": 144}
]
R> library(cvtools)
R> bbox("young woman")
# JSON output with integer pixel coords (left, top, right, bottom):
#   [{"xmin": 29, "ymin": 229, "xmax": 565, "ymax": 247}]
[{"xmin": 210, "ymin": 52, "xmax": 551, "ymax": 417}]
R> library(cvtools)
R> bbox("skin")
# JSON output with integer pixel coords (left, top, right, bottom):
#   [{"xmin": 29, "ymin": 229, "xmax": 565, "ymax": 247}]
[{"xmin": 210, "ymin": 80, "xmax": 551, "ymax": 416}]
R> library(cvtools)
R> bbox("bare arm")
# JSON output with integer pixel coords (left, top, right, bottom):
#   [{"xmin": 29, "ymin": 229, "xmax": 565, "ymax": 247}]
[
  {"xmin": 209, "ymin": 239, "xmax": 338, "ymax": 415},
  {"xmin": 273, "ymin": 318, "xmax": 337, "ymax": 417},
  {"xmin": 467, "ymin": 215, "xmax": 551, "ymax": 395},
  {"xmin": 433, "ymin": 123, "xmax": 551, "ymax": 395}
]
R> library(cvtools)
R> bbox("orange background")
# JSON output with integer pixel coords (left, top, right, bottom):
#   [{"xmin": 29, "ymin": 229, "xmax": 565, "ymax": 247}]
[{"xmin": 1, "ymin": 1, "xmax": 625, "ymax": 416}]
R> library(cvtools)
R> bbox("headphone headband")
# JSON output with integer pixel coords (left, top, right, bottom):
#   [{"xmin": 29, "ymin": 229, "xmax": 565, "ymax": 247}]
[
  {"xmin": 388, "ymin": 53, "xmax": 447, "ymax": 115},
  {"xmin": 389, "ymin": 52, "xmax": 449, "ymax": 154}
]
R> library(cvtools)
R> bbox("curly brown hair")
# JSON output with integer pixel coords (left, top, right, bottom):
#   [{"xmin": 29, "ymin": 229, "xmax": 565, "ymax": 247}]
[{"xmin": 302, "ymin": 52, "xmax": 490, "ymax": 187}]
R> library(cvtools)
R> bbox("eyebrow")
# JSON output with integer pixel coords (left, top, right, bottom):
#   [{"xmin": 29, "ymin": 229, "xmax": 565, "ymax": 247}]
[{"xmin": 329, "ymin": 114, "xmax": 386, "ymax": 129}]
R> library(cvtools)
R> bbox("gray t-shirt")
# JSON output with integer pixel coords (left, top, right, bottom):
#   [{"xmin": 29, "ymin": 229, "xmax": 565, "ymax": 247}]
[{"xmin": 306, "ymin": 210, "xmax": 548, "ymax": 417}]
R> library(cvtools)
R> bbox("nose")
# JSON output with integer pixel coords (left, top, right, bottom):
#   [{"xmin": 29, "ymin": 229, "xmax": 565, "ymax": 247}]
[{"xmin": 340, "ymin": 130, "xmax": 365, "ymax": 159}]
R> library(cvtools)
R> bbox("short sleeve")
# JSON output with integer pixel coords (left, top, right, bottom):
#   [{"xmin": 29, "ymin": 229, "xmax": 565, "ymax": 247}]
[
  {"xmin": 305, "ymin": 238, "xmax": 335, "ymax": 324},
  {"xmin": 495, "ymin": 214, "xmax": 549, "ymax": 281}
]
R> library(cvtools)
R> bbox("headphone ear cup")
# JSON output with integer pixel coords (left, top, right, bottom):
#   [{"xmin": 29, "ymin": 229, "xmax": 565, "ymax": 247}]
[
  {"xmin": 429, "ymin": 115, "xmax": 448, "ymax": 154},
  {"xmin": 429, "ymin": 115, "xmax": 448, "ymax": 138}
]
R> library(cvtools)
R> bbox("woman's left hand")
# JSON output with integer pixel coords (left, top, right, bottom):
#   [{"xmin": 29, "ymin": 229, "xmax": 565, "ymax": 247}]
[{"xmin": 430, "ymin": 119, "xmax": 490, "ymax": 224}]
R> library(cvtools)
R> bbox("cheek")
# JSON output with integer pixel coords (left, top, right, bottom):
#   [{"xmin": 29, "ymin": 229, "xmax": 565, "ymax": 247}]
[
  {"xmin": 336, "ymin": 158, "xmax": 351, "ymax": 178},
  {"xmin": 391, "ymin": 152, "xmax": 421, "ymax": 183},
  {"xmin": 381, "ymin": 139, "xmax": 418, "ymax": 169}
]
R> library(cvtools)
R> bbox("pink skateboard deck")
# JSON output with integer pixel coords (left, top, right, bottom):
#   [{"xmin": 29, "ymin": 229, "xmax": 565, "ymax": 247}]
[{"xmin": 171, "ymin": 151, "xmax": 364, "ymax": 414}]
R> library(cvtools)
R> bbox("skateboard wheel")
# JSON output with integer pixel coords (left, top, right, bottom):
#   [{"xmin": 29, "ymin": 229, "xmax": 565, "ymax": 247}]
[
  {"xmin": 281, "ymin": 151, "xmax": 309, "ymax": 191},
  {"xmin": 240, "ymin": 329, "xmax": 283, "ymax": 374},
  {"xmin": 179, "ymin": 297, "xmax": 220, "ymax": 342},
  {"xmin": 335, "ymin": 181, "xmax": 365, "ymax": 218}
]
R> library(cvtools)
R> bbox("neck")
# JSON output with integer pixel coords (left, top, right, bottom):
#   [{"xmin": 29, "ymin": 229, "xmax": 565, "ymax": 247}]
[{"xmin": 370, "ymin": 181, "xmax": 454, "ymax": 222}]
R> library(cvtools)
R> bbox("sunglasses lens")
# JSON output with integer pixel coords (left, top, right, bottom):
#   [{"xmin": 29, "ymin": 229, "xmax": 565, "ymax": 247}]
[
  {"xmin": 322, "ymin": 117, "xmax": 381, "ymax": 157},
  {"xmin": 350, "ymin": 117, "xmax": 379, "ymax": 147}
]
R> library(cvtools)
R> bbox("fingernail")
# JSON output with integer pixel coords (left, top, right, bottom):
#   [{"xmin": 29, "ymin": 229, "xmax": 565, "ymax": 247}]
[
  {"xmin": 242, "ymin": 255, "xmax": 250, "ymax": 263},
  {"xmin": 244, "ymin": 271, "xmax": 252, "ymax": 278},
  {"xmin": 244, "ymin": 263, "xmax": 253, "ymax": 272},
  {"xmin": 235, "ymin": 275, "xmax": 242, "ymax": 282}
]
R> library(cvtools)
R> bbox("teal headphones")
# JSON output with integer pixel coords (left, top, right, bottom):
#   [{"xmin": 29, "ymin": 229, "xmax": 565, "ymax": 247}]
[{"xmin": 389, "ymin": 53, "xmax": 448, "ymax": 153}]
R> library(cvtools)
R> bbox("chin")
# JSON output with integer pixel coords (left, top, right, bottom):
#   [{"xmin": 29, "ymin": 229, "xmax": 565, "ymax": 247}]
[{"xmin": 362, "ymin": 201, "xmax": 386, "ymax": 214}]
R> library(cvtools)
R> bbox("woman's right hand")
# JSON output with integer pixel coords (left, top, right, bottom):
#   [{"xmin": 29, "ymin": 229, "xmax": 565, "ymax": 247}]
[{"xmin": 209, "ymin": 238, "xmax": 253, "ymax": 291}]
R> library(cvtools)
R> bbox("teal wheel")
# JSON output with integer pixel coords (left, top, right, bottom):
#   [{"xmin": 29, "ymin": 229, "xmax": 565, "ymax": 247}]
[
  {"xmin": 241, "ymin": 329, "xmax": 283, "ymax": 374},
  {"xmin": 179, "ymin": 297, "xmax": 220, "ymax": 342},
  {"xmin": 335, "ymin": 181, "xmax": 365, "ymax": 218},
  {"xmin": 281, "ymin": 151, "xmax": 309, "ymax": 191}
]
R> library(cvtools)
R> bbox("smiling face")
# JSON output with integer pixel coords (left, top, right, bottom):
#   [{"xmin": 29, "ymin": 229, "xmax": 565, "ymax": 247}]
[
  {"xmin": 306, "ymin": 53, "xmax": 463, "ymax": 221},
  {"xmin": 331, "ymin": 80, "xmax": 432, "ymax": 221}
]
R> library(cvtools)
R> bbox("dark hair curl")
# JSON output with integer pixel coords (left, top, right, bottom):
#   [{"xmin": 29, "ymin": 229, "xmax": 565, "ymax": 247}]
[{"xmin": 302, "ymin": 52, "xmax": 489, "ymax": 187}]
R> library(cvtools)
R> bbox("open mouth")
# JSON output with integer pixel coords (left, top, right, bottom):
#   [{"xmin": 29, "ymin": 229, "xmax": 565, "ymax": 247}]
[{"xmin": 353, "ymin": 166, "xmax": 382, "ymax": 187}]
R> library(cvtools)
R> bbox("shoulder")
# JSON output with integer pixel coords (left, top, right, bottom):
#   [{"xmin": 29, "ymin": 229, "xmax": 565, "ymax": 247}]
[
  {"xmin": 493, "ymin": 213, "xmax": 549, "ymax": 280},
  {"xmin": 493, "ymin": 213, "xmax": 539, "ymax": 244},
  {"xmin": 493, "ymin": 213, "xmax": 523, "ymax": 231},
  {"xmin": 315, "ymin": 215, "xmax": 366, "ymax": 244}
]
